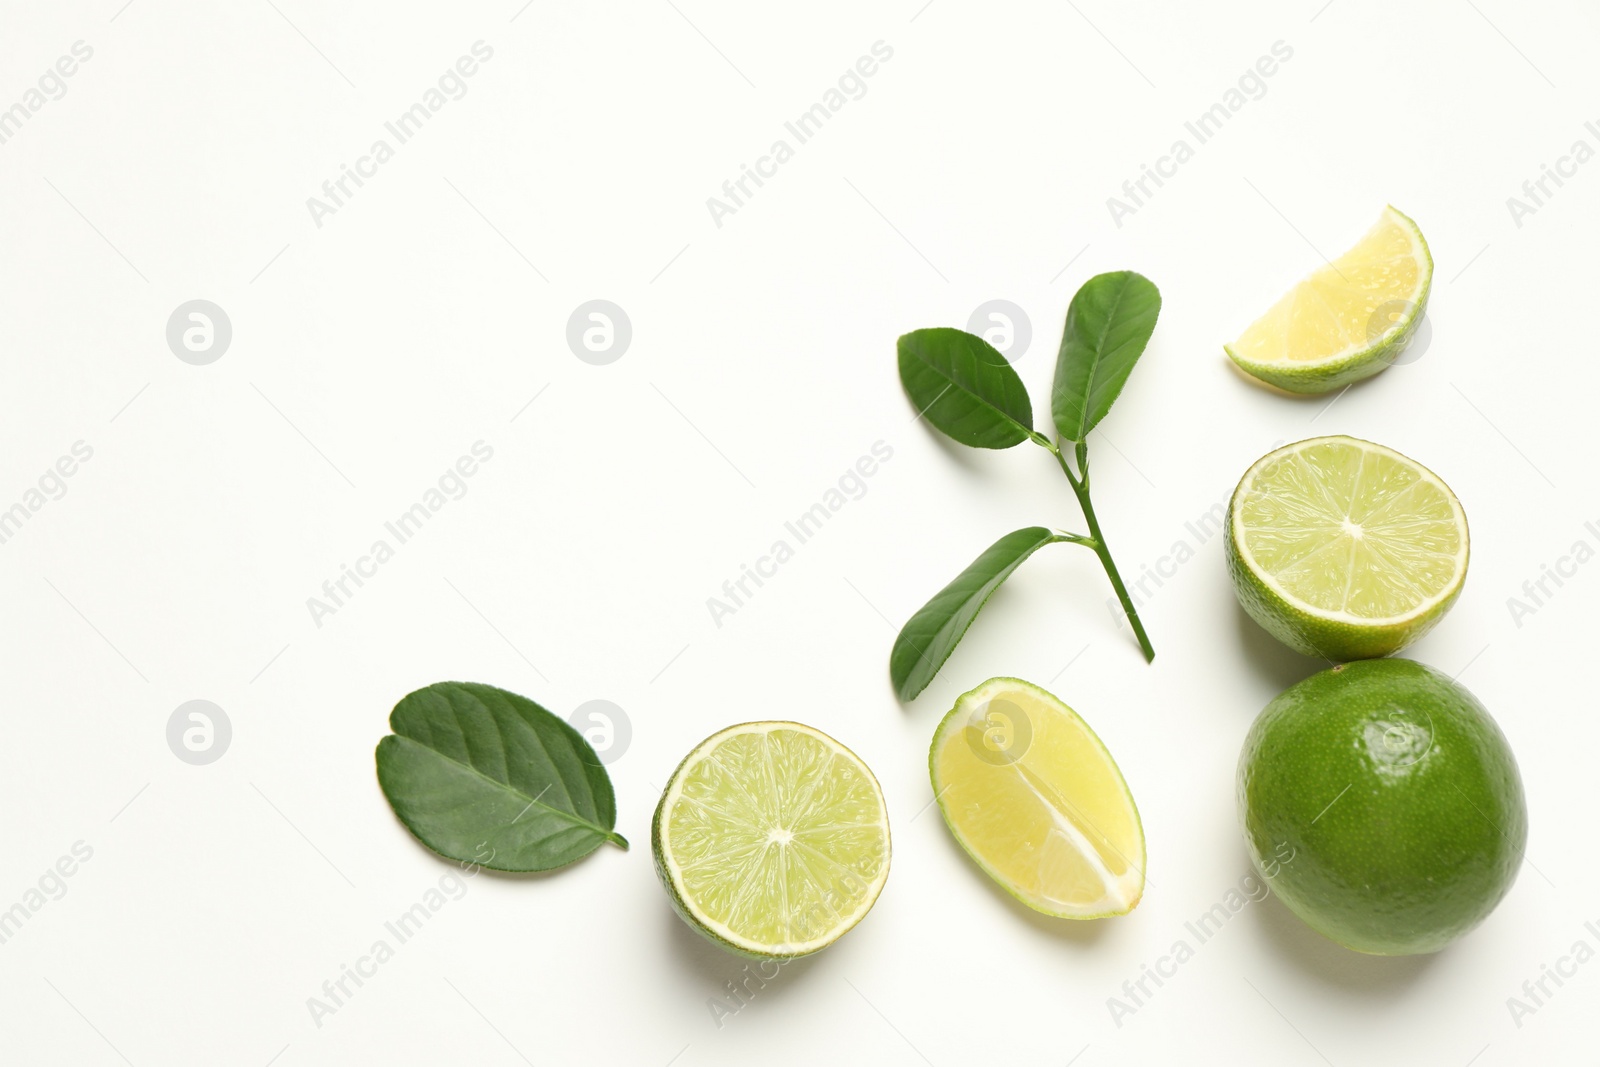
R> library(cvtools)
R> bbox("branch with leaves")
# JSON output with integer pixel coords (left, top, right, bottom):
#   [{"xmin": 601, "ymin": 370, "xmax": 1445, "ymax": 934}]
[{"xmin": 890, "ymin": 271, "xmax": 1162, "ymax": 701}]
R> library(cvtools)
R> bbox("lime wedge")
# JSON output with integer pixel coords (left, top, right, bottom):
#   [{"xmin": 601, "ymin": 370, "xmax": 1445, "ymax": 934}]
[
  {"xmin": 1226, "ymin": 436, "xmax": 1469, "ymax": 660},
  {"xmin": 930, "ymin": 678, "xmax": 1144, "ymax": 918},
  {"xmin": 652, "ymin": 721, "xmax": 890, "ymax": 958},
  {"xmin": 1227, "ymin": 206, "xmax": 1432, "ymax": 394}
]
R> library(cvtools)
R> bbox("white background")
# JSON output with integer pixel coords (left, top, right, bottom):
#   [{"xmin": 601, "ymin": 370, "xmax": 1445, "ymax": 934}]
[{"xmin": 1, "ymin": 1, "xmax": 1595, "ymax": 1064}]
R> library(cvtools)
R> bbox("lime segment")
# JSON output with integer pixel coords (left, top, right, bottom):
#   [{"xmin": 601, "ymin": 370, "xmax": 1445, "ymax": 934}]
[
  {"xmin": 1227, "ymin": 206, "xmax": 1432, "ymax": 394},
  {"xmin": 930, "ymin": 678, "xmax": 1144, "ymax": 918}
]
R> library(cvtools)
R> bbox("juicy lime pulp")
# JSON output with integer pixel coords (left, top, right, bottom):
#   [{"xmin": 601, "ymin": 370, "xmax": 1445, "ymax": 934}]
[
  {"xmin": 652, "ymin": 721, "xmax": 890, "ymax": 958},
  {"xmin": 930, "ymin": 678, "xmax": 1144, "ymax": 918},
  {"xmin": 1226, "ymin": 435, "xmax": 1468, "ymax": 660},
  {"xmin": 1226, "ymin": 206, "xmax": 1432, "ymax": 394},
  {"xmin": 1238, "ymin": 658, "xmax": 1526, "ymax": 955}
]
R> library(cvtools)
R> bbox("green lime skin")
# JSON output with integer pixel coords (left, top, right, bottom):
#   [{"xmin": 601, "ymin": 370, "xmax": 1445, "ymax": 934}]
[{"xmin": 1238, "ymin": 659, "xmax": 1526, "ymax": 955}]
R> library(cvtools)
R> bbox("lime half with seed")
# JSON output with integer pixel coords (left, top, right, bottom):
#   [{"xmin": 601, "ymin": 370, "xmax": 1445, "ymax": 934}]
[
  {"xmin": 1226, "ymin": 436, "xmax": 1469, "ymax": 661},
  {"xmin": 652, "ymin": 721, "xmax": 890, "ymax": 959}
]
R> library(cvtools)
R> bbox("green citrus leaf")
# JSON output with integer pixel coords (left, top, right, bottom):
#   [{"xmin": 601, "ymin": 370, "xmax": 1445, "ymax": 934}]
[
  {"xmin": 1051, "ymin": 271, "xmax": 1161, "ymax": 443},
  {"xmin": 891, "ymin": 527, "xmax": 1067, "ymax": 701},
  {"xmin": 898, "ymin": 328, "xmax": 1034, "ymax": 449},
  {"xmin": 376, "ymin": 681, "xmax": 627, "ymax": 872}
]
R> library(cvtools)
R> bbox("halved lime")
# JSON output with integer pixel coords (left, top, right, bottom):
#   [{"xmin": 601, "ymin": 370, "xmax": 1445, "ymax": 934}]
[
  {"xmin": 652, "ymin": 721, "xmax": 890, "ymax": 959},
  {"xmin": 1226, "ymin": 436, "xmax": 1469, "ymax": 661},
  {"xmin": 930, "ymin": 678, "xmax": 1144, "ymax": 918},
  {"xmin": 1227, "ymin": 206, "xmax": 1432, "ymax": 394}
]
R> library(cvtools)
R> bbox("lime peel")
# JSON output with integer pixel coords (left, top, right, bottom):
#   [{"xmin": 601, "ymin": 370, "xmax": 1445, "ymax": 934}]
[{"xmin": 1238, "ymin": 659, "xmax": 1526, "ymax": 955}]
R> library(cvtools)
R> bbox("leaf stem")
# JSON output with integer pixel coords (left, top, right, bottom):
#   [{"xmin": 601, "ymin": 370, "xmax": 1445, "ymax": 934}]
[{"xmin": 1048, "ymin": 441, "xmax": 1155, "ymax": 662}]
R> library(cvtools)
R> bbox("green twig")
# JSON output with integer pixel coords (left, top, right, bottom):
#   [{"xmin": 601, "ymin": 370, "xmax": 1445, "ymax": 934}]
[{"xmin": 1036, "ymin": 437, "xmax": 1156, "ymax": 662}]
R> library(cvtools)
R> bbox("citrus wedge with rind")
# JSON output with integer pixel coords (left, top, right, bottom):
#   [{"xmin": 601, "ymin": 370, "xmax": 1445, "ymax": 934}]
[
  {"xmin": 652, "ymin": 721, "xmax": 890, "ymax": 959},
  {"xmin": 1226, "ymin": 206, "xmax": 1432, "ymax": 394},
  {"xmin": 930, "ymin": 678, "xmax": 1144, "ymax": 919},
  {"xmin": 1226, "ymin": 436, "xmax": 1469, "ymax": 661}
]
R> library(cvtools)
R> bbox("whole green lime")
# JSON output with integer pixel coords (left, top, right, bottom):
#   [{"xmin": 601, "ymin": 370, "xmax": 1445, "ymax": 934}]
[{"xmin": 1238, "ymin": 658, "xmax": 1526, "ymax": 955}]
